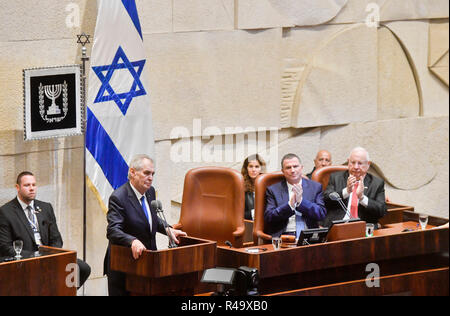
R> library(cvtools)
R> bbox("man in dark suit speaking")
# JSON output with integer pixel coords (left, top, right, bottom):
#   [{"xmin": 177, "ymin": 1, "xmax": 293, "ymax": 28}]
[
  {"xmin": 104, "ymin": 154, "xmax": 186, "ymax": 296},
  {"xmin": 322, "ymin": 147, "xmax": 387, "ymax": 227},
  {"xmin": 265, "ymin": 153, "xmax": 327, "ymax": 239},
  {"xmin": 0, "ymin": 171, "xmax": 90, "ymax": 288}
]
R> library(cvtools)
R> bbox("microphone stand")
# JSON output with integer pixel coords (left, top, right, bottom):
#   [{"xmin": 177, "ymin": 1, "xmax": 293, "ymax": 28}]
[
  {"xmin": 156, "ymin": 207, "xmax": 178, "ymax": 249},
  {"xmin": 330, "ymin": 193, "xmax": 356, "ymax": 221}
]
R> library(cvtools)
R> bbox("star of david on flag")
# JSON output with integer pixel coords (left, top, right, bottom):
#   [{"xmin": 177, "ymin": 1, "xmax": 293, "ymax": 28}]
[
  {"xmin": 86, "ymin": 0, "xmax": 155, "ymax": 212},
  {"xmin": 92, "ymin": 46, "xmax": 146, "ymax": 115}
]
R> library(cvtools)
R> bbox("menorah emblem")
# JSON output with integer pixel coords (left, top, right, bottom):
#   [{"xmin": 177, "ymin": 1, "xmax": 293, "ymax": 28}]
[
  {"xmin": 38, "ymin": 81, "xmax": 69, "ymax": 123},
  {"xmin": 44, "ymin": 84, "xmax": 62, "ymax": 115}
]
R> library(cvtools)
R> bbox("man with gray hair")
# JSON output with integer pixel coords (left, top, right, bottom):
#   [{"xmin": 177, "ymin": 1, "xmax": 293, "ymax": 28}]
[
  {"xmin": 104, "ymin": 154, "xmax": 186, "ymax": 296},
  {"xmin": 322, "ymin": 147, "xmax": 387, "ymax": 227}
]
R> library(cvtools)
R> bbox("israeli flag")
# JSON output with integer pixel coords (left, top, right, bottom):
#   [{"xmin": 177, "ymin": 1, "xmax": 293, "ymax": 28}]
[{"xmin": 86, "ymin": 0, "xmax": 154, "ymax": 211}]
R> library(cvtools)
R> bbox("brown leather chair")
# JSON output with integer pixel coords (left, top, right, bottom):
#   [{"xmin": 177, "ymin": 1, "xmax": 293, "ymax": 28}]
[
  {"xmin": 253, "ymin": 172, "xmax": 285, "ymax": 245},
  {"xmin": 173, "ymin": 167, "xmax": 245, "ymax": 248},
  {"xmin": 311, "ymin": 165, "xmax": 348, "ymax": 191}
]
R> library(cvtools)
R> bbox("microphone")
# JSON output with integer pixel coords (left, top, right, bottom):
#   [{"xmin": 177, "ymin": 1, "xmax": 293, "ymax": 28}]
[
  {"xmin": 150, "ymin": 200, "xmax": 177, "ymax": 248},
  {"xmin": 329, "ymin": 192, "xmax": 355, "ymax": 220}
]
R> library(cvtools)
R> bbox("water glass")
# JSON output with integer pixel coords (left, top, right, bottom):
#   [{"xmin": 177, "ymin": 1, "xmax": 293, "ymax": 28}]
[
  {"xmin": 365, "ymin": 223, "xmax": 375, "ymax": 237},
  {"xmin": 419, "ymin": 215, "xmax": 429, "ymax": 230},
  {"xmin": 272, "ymin": 237, "xmax": 281, "ymax": 250},
  {"xmin": 13, "ymin": 240, "xmax": 23, "ymax": 259}
]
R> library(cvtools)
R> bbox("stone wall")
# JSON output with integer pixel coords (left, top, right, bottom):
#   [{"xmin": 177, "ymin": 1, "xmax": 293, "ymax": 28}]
[{"xmin": 0, "ymin": 0, "xmax": 448, "ymax": 295}]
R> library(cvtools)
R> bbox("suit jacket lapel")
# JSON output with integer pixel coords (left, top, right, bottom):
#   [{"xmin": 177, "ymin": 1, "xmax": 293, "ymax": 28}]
[
  {"xmin": 34, "ymin": 202, "xmax": 47, "ymax": 245},
  {"xmin": 12, "ymin": 198, "xmax": 36, "ymax": 244},
  {"xmin": 302, "ymin": 178, "xmax": 310, "ymax": 199},
  {"xmin": 363, "ymin": 174, "xmax": 372, "ymax": 196},
  {"xmin": 281, "ymin": 181, "xmax": 289, "ymax": 205}
]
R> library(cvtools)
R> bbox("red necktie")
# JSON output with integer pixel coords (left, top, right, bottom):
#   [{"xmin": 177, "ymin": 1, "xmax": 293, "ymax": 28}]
[{"xmin": 350, "ymin": 182, "xmax": 359, "ymax": 218}]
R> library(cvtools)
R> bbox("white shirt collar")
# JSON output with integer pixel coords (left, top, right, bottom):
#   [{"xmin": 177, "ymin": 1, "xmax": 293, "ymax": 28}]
[
  {"xmin": 129, "ymin": 182, "xmax": 145, "ymax": 201},
  {"xmin": 17, "ymin": 196, "xmax": 34, "ymax": 211},
  {"xmin": 286, "ymin": 178, "xmax": 302, "ymax": 190}
]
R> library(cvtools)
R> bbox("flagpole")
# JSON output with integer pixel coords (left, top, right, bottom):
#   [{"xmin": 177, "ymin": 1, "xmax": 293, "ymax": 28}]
[{"xmin": 77, "ymin": 33, "xmax": 91, "ymax": 273}]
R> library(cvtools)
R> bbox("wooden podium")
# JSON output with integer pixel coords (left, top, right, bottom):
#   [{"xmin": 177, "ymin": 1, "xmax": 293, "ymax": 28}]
[
  {"xmin": 110, "ymin": 236, "xmax": 216, "ymax": 295},
  {"xmin": 0, "ymin": 246, "xmax": 77, "ymax": 296}
]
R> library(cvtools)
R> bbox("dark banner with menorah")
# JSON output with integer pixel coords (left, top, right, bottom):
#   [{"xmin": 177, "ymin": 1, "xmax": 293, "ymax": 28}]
[{"xmin": 23, "ymin": 65, "xmax": 82, "ymax": 140}]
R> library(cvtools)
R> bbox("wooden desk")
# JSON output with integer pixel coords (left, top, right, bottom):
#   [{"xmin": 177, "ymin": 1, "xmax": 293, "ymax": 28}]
[
  {"xmin": 0, "ymin": 246, "xmax": 77, "ymax": 296},
  {"xmin": 217, "ymin": 212, "xmax": 449, "ymax": 296}
]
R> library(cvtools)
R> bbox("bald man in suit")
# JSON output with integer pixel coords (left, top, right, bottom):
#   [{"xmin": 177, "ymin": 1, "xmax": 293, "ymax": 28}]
[{"xmin": 322, "ymin": 147, "xmax": 387, "ymax": 227}]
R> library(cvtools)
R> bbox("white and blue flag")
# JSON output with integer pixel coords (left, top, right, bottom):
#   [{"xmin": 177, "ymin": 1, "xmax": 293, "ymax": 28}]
[{"xmin": 86, "ymin": 0, "xmax": 154, "ymax": 211}]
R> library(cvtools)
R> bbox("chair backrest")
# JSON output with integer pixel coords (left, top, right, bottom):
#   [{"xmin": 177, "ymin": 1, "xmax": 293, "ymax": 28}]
[
  {"xmin": 253, "ymin": 172, "xmax": 285, "ymax": 244},
  {"xmin": 178, "ymin": 167, "xmax": 245, "ymax": 247},
  {"xmin": 311, "ymin": 165, "xmax": 348, "ymax": 191}
]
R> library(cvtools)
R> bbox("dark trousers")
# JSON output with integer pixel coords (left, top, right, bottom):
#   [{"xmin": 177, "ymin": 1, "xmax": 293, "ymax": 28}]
[
  {"xmin": 77, "ymin": 258, "xmax": 91, "ymax": 289},
  {"xmin": 107, "ymin": 270, "xmax": 129, "ymax": 296}
]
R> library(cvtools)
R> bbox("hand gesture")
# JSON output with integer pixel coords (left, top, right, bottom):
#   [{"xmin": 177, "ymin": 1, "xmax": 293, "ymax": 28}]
[
  {"xmin": 131, "ymin": 239, "xmax": 146, "ymax": 260},
  {"xmin": 356, "ymin": 176, "xmax": 365, "ymax": 200},
  {"xmin": 167, "ymin": 227, "xmax": 187, "ymax": 244},
  {"xmin": 289, "ymin": 183, "xmax": 303, "ymax": 208},
  {"xmin": 347, "ymin": 175, "xmax": 357, "ymax": 193}
]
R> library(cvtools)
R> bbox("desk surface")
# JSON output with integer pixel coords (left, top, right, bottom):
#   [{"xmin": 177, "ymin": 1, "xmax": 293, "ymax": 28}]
[
  {"xmin": 218, "ymin": 221, "xmax": 448, "ymax": 277},
  {"xmin": 0, "ymin": 246, "xmax": 70, "ymax": 264},
  {"xmin": 224, "ymin": 221, "xmax": 440, "ymax": 254}
]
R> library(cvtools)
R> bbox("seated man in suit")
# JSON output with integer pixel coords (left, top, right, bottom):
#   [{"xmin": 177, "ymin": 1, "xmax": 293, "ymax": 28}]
[
  {"xmin": 0, "ymin": 171, "xmax": 90, "ymax": 289},
  {"xmin": 306, "ymin": 150, "xmax": 332, "ymax": 179},
  {"xmin": 104, "ymin": 154, "xmax": 187, "ymax": 296},
  {"xmin": 322, "ymin": 147, "xmax": 387, "ymax": 227},
  {"xmin": 265, "ymin": 153, "xmax": 327, "ymax": 239}
]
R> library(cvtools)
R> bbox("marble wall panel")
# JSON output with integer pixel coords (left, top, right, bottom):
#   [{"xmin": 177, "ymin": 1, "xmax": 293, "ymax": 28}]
[
  {"xmin": 378, "ymin": 26, "xmax": 420, "ymax": 120},
  {"xmin": 237, "ymin": 0, "xmax": 348, "ymax": 29},
  {"xmin": 282, "ymin": 24, "xmax": 377, "ymax": 128},
  {"xmin": 144, "ymin": 28, "xmax": 281, "ymax": 141},
  {"xmin": 331, "ymin": 0, "xmax": 449, "ymax": 24},
  {"xmin": 173, "ymin": 0, "xmax": 234, "ymax": 32},
  {"xmin": 383, "ymin": 20, "xmax": 449, "ymax": 117},
  {"xmin": 0, "ymin": 0, "xmax": 97, "ymax": 42},
  {"xmin": 428, "ymin": 19, "xmax": 449, "ymax": 86},
  {"xmin": 137, "ymin": 0, "xmax": 173, "ymax": 34}
]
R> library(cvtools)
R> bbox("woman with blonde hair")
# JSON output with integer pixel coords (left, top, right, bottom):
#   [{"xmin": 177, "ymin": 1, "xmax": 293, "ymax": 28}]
[{"xmin": 241, "ymin": 154, "xmax": 266, "ymax": 220}]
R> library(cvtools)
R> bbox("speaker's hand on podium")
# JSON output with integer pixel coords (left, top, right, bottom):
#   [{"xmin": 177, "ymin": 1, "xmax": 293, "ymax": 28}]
[
  {"xmin": 168, "ymin": 228, "xmax": 187, "ymax": 244},
  {"xmin": 131, "ymin": 239, "xmax": 146, "ymax": 260}
]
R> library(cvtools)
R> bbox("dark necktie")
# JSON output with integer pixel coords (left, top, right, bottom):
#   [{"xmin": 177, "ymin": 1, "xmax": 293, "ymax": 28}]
[
  {"xmin": 140, "ymin": 196, "xmax": 150, "ymax": 222},
  {"xmin": 26, "ymin": 205, "xmax": 37, "ymax": 228}
]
